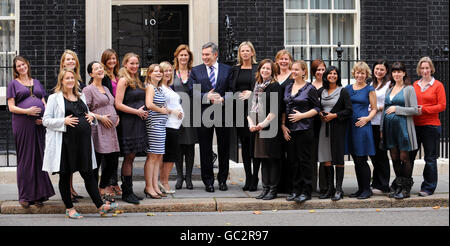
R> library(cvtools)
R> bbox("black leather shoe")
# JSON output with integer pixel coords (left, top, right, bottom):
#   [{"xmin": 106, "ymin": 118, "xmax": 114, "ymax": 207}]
[
  {"xmin": 255, "ymin": 187, "xmax": 270, "ymax": 199},
  {"xmin": 294, "ymin": 194, "xmax": 311, "ymax": 203},
  {"xmin": 205, "ymin": 185, "xmax": 215, "ymax": 193},
  {"xmin": 219, "ymin": 183, "xmax": 228, "ymax": 191},
  {"xmin": 349, "ymin": 190, "xmax": 362, "ymax": 198},
  {"xmin": 185, "ymin": 176, "xmax": 194, "ymax": 190},
  {"xmin": 286, "ymin": 193, "xmax": 299, "ymax": 201},
  {"xmin": 357, "ymin": 190, "xmax": 373, "ymax": 200}
]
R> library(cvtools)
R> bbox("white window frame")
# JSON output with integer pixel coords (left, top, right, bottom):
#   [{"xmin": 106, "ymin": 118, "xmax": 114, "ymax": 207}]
[
  {"xmin": 0, "ymin": 0, "xmax": 19, "ymax": 104},
  {"xmin": 283, "ymin": 0, "xmax": 360, "ymax": 61},
  {"xmin": 0, "ymin": 0, "xmax": 20, "ymax": 57}
]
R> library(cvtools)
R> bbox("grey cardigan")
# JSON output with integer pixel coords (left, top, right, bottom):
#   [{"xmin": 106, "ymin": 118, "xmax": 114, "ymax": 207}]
[{"xmin": 380, "ymin": 85, "xmax": 419, "ymax": 150}]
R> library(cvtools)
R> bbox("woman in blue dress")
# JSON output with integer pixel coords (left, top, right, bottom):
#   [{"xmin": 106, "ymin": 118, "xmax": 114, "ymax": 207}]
[
  {"xmin": 345, "ymin": 61, "xmax": 377, "ymax": 199},
  {"xmin": 380, "ymin": 62, "xmax": 418, "ymax": 199}
]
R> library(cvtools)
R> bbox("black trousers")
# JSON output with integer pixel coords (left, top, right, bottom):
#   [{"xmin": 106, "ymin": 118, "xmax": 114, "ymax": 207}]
[
  {"xmin": 176, "ymin": 144, "xmax": 195, "ymax": 176},
  {"xmin": 197, "ymin": 126, "xmax": 230, "ymax": 186},
  {"xmin": 259, "ymin": 158, "xmax": 280, "ymax": 187},
  {"xmin": 94, "ymin": 152, "xmax": 119, "ymax": 189},
  {"xmin": 236, "ymin": 127, "xmax": 253, "ymax": 181},
  {"xmin": 287, "ymin": 129, "xmax": 314, "ymax": 195},
  {"xmin": 59, "ymin": 171, "xmax": 103, "ymax": 209},
  {"xmin": 369, "ymin": 125, "xmax": 390, "ymax": 192},
  {"xmin": 277, "ymin": 140, "xmax": 291, "ymax": 193}
]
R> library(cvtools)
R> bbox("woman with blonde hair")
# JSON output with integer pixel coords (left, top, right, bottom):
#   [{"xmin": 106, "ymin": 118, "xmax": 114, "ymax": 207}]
[
  {"xmin": 59, "ymin": 49, "xmax": 84, "ymax": 202},
  {"xmin": 143, "ymin": 64, "xmax": 170, "ymax": 198},
  {"xmin": 159, "ymin": 61, "xmax": 184, "ymax": 194},
  {"xmin": 345, "ymin": 61, "xmax": 377, "ymax": 199},
  {"xmin": 60, "ymin": 50, "xmax": 83, "ymax": 88},
  {"xmin": 172, "ymin": 44, "xmax": 197, "ymax": 190},
  {"xmin": 275, "ymin": 49, "xmax": 294, "ymax": 194},
  {"xmin": 282, "ymin": 60, "xmax": 320, "ymax": 203},
  {"xmin": 43, "ymin": 68, "xmax": 118, "ymax": 218},
  {"xmin": 115, "ymin": 52, "xmax": 148, "ymax": 204},
  {"xmin": 409, "ymin": 57, "xmax": 446, "ymax": 197},
  {"xmin": 230, "ymin": 41, "xmax": 260, "ymax": 191}
]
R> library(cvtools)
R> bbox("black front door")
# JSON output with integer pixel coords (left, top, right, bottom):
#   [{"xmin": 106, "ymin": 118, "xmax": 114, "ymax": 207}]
[{"xmin": 112, "ymin": 5, "xmax": 189, "ymax": 68}]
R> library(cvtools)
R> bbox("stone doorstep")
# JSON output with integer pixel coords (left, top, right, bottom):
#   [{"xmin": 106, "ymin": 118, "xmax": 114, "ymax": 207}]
[{"xmin": 1, "ymin": 194, "xmax": 448, "ymax": 214}]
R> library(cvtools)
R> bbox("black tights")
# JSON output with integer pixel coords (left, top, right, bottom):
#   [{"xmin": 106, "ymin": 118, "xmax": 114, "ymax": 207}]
[
  {"xmin": 59, "ymin": 171, "xmax": 103, "ymax": 209},
  {"xmin": 94, "ymin": 152, "xmax": 120, "ymax": 189},
  {"xmin": 389, "ymin": 148, "xmax": 413, "ymax": 178}
]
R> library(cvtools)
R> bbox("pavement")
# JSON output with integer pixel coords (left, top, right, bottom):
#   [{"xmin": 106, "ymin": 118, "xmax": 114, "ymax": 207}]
[{"xmin": 0, "ymin": 158, "xmax": 448, "ymax": 215}]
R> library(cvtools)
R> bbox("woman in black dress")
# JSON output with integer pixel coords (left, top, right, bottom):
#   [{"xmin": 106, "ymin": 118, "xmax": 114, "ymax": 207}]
[
  {"xmin": 230, "ymin": 41, "xmax": 260, "ymax": 191},
  {"xmin": 317, "ymin": 66, "xmax": 353, "ymax": 201},
  {"xmin": 43, "ymin": 68, "xmax": 118, "ymax": 219},
  {"xmin": 115, "ymin": 53, "xmax": 148, "ymax": 204},
  {"xmin": 274, "ymin": 49, "xmax": 294, "ymax": 194},
  {"xmin": 248, "ymin": 59, "xmax": 283, "ymax": 200}
]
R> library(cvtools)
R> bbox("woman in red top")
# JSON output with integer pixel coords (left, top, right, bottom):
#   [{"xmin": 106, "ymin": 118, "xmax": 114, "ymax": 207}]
[{"xmin": 410, "ymin": 57, "xmax": 446, "ymax": 197}]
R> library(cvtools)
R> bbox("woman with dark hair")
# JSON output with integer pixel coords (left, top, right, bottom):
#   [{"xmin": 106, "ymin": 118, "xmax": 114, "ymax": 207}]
[
  {"xmin": 100, "ymin": 49, "xmax": 122, "ymax": 196},
  {"xmin": 230, "ymin": 41, "xmax": 260, "ymax": 191},
  {"xmin": 83, "ymin": 61, "xmax": 120, "ymax": 201},
  {"xmin": 310, "ymin": 59, "xmax": 327, "ymax": 195},
  {"xmin": 248, "ymin": 59, "xmax": 283, "ymax": 200},
  {"xmin": 7, "ymin": 56, "xmax": 55, "ymax": 208},
  {"xmin": 369, "ymin": 60, "xmax": 392, "ymax": 194},
  {"xmin": 317, "ymin": 66, "xmax": 353, "ymax": 201},
  {"xmin": 172, "ymin": 44, "xmax": 197, "ymax": 190},
  {"xmin": 381, "ymin": 61, "xmax": 419, "ymax": 199},
  {"xmin": 410, "ymin": 57, "xmax": 446, "ymax": 197},
  {"xmin": 282, "ymin": 60, "xmax": 320, "ymax": 203},
  {"xmin": 101, "ymin": 48, "xmax": 120, "ymax": 96}
]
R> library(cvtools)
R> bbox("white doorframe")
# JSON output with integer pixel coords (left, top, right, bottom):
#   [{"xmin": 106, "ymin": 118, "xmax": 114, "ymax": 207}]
[{"xmin": 85, "ymin": 0, "xmax": 218, "ymax": 81}]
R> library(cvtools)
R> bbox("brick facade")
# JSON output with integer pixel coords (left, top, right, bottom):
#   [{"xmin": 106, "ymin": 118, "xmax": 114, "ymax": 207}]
[
  {"xmin": 19, "ymin": 0, "xmax": 86, "ymax": 91},
  {"xmin": 218, "ymin": 0, "xmax": 285, "ymax": 64}
]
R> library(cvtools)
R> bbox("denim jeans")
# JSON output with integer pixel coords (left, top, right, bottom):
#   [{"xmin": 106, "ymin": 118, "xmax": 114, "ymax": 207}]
[{"xmin": 410, "ymin": 125, "xmax": 441, "ymax": 194}]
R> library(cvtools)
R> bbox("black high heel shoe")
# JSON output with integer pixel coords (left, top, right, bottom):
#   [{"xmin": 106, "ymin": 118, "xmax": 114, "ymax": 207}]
[
  {"xmin": 144, "ymin": 190, "xmax": 161, "ymax": 199},
  {"xmin": 331, "ymin": 190, "xmax": 344, "ymax": 201}
]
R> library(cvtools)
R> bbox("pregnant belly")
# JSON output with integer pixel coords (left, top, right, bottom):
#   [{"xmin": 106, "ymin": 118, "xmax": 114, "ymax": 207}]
[{"xmin": 17, "ymin": 97, "xmax": 45, "ymax": 117}]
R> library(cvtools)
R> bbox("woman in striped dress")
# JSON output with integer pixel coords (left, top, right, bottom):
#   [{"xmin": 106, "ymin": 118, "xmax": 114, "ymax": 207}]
[{"xmin": 144, "ymin": 64, "xmax": 170, "ymax": 199}]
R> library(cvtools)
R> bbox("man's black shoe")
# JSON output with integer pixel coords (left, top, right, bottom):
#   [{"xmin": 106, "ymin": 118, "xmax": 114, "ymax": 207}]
[
  {"xmin": 205, "ymin": 185, "xmax": 215, "ymax": 193},
  {"xmin": 294, "ymin": 194, "xmax": 311, "ymax": 203},
  {"xmin": 219, "ymin": 183, "xmax": 228, "ymax": 191}
]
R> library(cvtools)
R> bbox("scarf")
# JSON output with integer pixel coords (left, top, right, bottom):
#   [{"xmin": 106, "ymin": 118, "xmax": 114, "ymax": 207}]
[{"xmin": 250, "ymin": 78, "xmax": 271, "ymax": 114}]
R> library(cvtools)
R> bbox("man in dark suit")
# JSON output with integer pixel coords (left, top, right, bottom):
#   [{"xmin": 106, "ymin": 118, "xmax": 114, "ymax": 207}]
[{"xmin": 188, "ymin": 42, "xmax": 233, "ymax": 192}]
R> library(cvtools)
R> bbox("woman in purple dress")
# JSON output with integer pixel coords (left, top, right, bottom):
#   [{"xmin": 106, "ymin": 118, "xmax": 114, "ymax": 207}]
[{"xmin": 7, "ymin": 56, "xmax": 55, "ymax": 208}]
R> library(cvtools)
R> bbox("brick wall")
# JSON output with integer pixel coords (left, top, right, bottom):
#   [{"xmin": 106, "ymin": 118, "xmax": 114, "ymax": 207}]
[
  {"xmin": 19, "ymin": 0, "xmax": 86, "ymax": 92},
  {"xmin": 218, "ymin": 0, "xmax": 285, "ymax": 64},
  {"xmin": 0, "ymin": 0, "xmax": 86, "ymax": 154},
  {"xmin": 360, "ymin": 0, "xmax": 449, "ymax": 80}
]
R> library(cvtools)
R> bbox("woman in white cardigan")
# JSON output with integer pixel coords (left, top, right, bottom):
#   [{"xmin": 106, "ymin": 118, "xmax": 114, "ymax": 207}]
[{"xmin": 42, "ymin": 68, "xmax": 118, "ymax": 219}]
